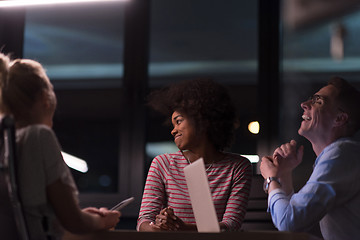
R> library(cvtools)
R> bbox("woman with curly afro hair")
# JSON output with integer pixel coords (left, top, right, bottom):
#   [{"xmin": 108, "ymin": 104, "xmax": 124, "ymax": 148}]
[{"xmin": 137, "ymin": 78, "xmax": 252, "ymax": 232}]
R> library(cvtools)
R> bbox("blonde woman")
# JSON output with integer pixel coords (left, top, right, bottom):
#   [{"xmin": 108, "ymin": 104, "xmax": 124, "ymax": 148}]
[{"xmin": 0, "ymin": 53, "xmax": 120, "ymax": 240}]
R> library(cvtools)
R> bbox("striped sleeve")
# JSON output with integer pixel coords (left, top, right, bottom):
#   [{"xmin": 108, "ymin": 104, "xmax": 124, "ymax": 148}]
[
  {"xmin": 137, "ymin": 154, "xmax": 169, "ymax": 230},
  {"xmin": 220, "ymin": 156, "xmax": 252, "ymax": 230}
]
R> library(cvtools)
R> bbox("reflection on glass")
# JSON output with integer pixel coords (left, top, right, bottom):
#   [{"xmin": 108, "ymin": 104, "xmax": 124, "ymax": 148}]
[
  {"xmin": 23, "ymin": 2, "xmax": 125, "ymax": 82},
  {"xmin": 0, "ymin": 0, "xmax": 128, "ymax": 8},
  {"xmin": 149, "ymin": 0, "xmax": 258, "ymax": 86}
]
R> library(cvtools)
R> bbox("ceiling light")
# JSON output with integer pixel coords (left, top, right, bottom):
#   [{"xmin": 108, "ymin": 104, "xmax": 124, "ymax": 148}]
[{"xmin": 0, "ymin": 0, "xmax": 129, "ymax": 8}]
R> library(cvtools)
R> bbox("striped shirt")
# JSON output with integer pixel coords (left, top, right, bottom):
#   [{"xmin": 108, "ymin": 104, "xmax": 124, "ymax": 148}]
[{"xmin": 137, "ymin": 151, "xmax": 252, "ymax": 231}]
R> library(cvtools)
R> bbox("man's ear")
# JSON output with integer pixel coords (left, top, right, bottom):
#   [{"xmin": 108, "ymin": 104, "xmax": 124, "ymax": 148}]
[{"xmin": 334, "ymin": 112, "xmax": 349, "ymax": 127}]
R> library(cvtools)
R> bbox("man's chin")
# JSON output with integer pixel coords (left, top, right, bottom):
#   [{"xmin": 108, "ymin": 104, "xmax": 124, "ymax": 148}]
[
  {"xmin": 298, "ymin": 127, "xmax": 302, "ymax": 135},
  {"xmin": 298, "ymin": 128, "xmax": 312, "ymax": 141},
  {"xmin": 298, "ymin": 127, "xmax": 307, "ymax": 137}
]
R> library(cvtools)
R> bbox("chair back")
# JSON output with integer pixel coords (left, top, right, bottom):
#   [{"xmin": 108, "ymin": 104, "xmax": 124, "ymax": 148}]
[{"xmin": 0, "ymin": 116, "xmax": 29, "ymax": 240}]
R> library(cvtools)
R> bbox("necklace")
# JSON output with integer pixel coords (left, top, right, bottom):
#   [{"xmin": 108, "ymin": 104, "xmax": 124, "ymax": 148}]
[
  {"xmin": 182, "ymin": 150, "xmax": 213, "ymax": 172},
  {"xmin": 205, "ymin": 163, "xmax": 213, "ymax": 172}
]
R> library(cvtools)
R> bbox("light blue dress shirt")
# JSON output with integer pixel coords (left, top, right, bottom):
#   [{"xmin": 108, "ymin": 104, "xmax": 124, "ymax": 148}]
[{"xmin": 268, "ymin": 138, "xmax": 360, "ymax": 240}]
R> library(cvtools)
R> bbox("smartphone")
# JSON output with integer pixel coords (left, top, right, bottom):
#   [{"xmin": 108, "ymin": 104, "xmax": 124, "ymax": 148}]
[{"xmin": 110, "ymin": 197, "xmax": 135, "ymax": 211}]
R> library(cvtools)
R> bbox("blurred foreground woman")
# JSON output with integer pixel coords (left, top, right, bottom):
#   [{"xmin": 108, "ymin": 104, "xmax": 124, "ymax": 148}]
[{"xmin": 0, "ymin": 53, "xmax": 120, "ymax": 240}]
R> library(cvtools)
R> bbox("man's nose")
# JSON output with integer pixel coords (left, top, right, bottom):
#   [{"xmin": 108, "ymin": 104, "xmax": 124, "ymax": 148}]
[{"xmin": 300, "ymin": 99, "xmax": 311, "ymax": 110}]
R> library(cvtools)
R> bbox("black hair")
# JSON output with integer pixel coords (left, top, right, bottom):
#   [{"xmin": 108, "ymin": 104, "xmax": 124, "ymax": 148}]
[
  {"xmin": 148, "ymin": 78, "xmax": 237, "ymax": 151},
  {"xmin": 328, "ymin": 76, "xmax": 360, "ymax": 135}
]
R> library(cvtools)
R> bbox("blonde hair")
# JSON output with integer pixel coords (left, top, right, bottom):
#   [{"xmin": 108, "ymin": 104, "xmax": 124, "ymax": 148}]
[{"xmin": 0, "ymin": 53, "xmax": 56, "ymax": 123}]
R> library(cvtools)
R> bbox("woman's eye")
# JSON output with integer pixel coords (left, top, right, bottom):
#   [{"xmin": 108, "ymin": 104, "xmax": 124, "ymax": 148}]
[{"xmin": 176, "ymin": 118, "xmax": 184, "ymax": 125}]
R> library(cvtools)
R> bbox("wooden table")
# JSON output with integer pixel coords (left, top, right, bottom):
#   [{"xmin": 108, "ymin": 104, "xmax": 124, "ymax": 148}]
[{"xmin": 63, "ymin": 230, "xmax": 321, "ymax": 240}]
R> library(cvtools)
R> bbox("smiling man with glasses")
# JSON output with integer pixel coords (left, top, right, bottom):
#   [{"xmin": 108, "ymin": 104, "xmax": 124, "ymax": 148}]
[{"xmin": 260, "ymin": 76, "xmax": 360, "ymax": 240}]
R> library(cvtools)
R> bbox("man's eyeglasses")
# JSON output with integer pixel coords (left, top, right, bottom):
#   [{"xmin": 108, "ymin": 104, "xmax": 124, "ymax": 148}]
[
  {"xmin": 308, "ymin": 94, "xmax": 324, "ymax": 105},
  {"xmin": 308, "ymin": 94, "xmax": 345, "ymax": 113}
]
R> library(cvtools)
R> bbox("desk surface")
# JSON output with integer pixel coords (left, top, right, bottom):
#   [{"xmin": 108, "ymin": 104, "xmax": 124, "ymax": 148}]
[{"xmin": 63, "ymin": 230, "xmax": 321, "ymax": 240}]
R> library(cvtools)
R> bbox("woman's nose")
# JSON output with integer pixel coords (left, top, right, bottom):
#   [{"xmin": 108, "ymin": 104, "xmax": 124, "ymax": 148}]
[{"xmin": 171, "ymin": 127, "xmax": 177, "ymax": 137}]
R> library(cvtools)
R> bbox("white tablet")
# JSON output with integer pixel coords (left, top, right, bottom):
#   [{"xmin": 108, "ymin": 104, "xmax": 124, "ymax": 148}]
[
  {"xmin": 110, "ymin": 197, "xmax": 135, "ymax": 211},
  {"xmin": 183, "ymin": 158, "xmax": 220, "ymax": 232}
]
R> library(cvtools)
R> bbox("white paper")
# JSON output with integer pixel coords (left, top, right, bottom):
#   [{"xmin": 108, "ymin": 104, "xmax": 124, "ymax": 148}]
[{"xmin": 183, "ymin": 158, "xmax": 220, "ymax": 232}]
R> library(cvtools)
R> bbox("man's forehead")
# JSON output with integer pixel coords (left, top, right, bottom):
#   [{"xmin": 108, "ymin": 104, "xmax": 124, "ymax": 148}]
[
  {"xmin": 314, "ymin": 85, "xmax": 339, "ymax": 103},
  {"xmin": 317, "ymin": 85, "xmax": 338, "ymax": 96}
]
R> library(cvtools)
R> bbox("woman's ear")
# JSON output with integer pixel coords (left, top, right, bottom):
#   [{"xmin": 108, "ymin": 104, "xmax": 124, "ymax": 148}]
[{"xmin": 42, "ymin": 90, "xmax": 56, "ymax": 110}]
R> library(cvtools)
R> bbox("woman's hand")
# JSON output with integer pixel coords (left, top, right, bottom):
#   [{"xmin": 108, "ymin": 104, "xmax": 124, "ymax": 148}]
[
  {"xmin": 154, "ymin": 207, "xmax": 182, "ymax": 231},
  {"xmin": 82, "ymin": 207, "xmax": 121, "ymax": 230},
  {"xmin": 141, "ymin": 207, "xmax": 196, "ymax": 232}
]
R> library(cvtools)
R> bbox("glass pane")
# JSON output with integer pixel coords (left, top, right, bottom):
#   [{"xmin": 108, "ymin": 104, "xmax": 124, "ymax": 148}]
[
  {"xmin": 52, "ymin": 87, "xmax": 123, "ymax": 193},
  {"xmin": 147, "ymin": 0, "xmax": 259, "ymax": 165},
  {"xmin": 23, "ymin": 2, "xmax": 125, "ymax": 85},
  {"xmin": 282, "ymin": 8, "xmax": 360, "ymax": 142},
  {"xmin": 149, "ymin": 0, "xmax": 257, "ymax": 86},
  {"xmin": 22, "ymin": 2, "xmax": 126, "ymax": 193},
  {"xmin": 281, "ymin": 3, "xmax": 360, "ymax": 189},
  {"xmin": 55, "ymin": 120, "xmax": 120, "ymax": 193}
]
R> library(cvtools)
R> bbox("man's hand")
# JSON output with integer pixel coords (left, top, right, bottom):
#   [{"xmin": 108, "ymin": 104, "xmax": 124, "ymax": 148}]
[
  {"xmin": 260, "ymin": 156, "xmax": 278, "ymax": 180},
  {"xmin": 273, "ymin": 140, "xmax": 303, "ymax": 177},
  {"xmin": 260, "ymin": 140, "xmax": 304, "ymax": 195}
]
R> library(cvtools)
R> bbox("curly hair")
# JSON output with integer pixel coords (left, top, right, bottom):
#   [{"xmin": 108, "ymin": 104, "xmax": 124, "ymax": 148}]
[{"xmin": 148, "ymin": 78, "xmax": 237, "ymax": 151}]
